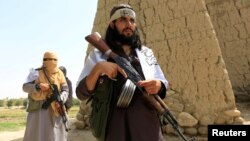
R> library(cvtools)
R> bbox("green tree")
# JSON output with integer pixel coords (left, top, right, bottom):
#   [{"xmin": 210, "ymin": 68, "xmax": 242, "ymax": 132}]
[
  {"xmin": 7, "ymin": 99, "xmax": 15, "ymax": 107},
  {"xmin": 15, "ymin": 99, "xmax": 23, "ymax": 106}
]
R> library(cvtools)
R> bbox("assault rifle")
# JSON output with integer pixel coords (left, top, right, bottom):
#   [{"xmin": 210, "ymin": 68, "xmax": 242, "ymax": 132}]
[
  {"xmin": 85, "ymin": 32, "xmax": 196, "ymax": 141},
  {"xmin": 41, "ymin": 68, "xmax": 70, "ymax": 132}
]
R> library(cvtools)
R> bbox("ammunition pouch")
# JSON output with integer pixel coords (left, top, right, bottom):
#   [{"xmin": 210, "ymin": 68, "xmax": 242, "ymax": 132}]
[
  {"xmin": 89, "ymin": 75, "xmax": 113, "ymax": 141},
  {"xmin": 26, "ymin": 96, "xmax": 44, "ymax": 112}
]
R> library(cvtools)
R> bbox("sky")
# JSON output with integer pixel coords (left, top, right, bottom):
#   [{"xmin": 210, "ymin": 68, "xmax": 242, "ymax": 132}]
[{"xmin": 0, "ymin": 0, "xmax": 98, "ymax": 99}]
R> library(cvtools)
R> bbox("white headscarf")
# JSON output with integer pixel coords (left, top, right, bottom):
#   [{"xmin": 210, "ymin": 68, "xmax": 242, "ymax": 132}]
[{"xmin": 109, "ymin": 7, "xmax": 136, "ymax": 22}]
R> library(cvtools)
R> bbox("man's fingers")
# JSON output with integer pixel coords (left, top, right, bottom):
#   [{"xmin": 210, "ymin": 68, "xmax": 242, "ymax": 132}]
[
  {"xmin": 138, "ymin": 80, "xmax": 150, "ymax": 87},
  {"xmin": 117, "ymin": 66, "xmax": 127, "ymax": 78}
]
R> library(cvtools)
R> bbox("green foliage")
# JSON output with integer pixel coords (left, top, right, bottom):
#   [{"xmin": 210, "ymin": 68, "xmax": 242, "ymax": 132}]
[
  {"xmin": 72, "ymin": 98, "xmax": 80, "ymax": 106},
  {"xmin": 0, "ymin": 98, "xmax": 81, "ymax": 107},
  {"xmin": 14, "ymin": 99, "xmax": 23, "ymax": 106},
  {"xmin": 23, "ymin": 98, "xmax": 28, "ymax": 107},
  {"xmin": 7, "ymin": 99, "xmax": 15, "ymax": 107},
  {"xmin": 0, "ymin": 99, "xmax": 6, "ymax": 107}
]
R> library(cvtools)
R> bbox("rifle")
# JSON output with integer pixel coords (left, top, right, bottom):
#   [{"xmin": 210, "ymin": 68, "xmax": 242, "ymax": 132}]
[
  {"xmin": 41, "ymin": 68, "xmax": 70, "ymax": 132},
  {"xmin": 85, "ymin": 32, "xmax": 196, "ymax": 141}
]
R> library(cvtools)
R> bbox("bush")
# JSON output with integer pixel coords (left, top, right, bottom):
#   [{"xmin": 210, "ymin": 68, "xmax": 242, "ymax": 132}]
[
  {"xmin": 72, "ymin": 98, "xmax": 80, "ymax": 106},
  {"xmin": 1, "ymin": 97, "xmax": 79, "ymax": 108},
  {"xmin": 23, "ymin": 98, "xmax": 28, "ymax": 108},
  {"xmin": 0, "ymin": 100, "xmax": 6, "ymax": 107},
  {"xmin": 15, "ymin": 99, "xmax": 23, "ymax": 106},
  {"xmin": 7, "ymin": 99, "xmax": 15, "ymax": 107}
]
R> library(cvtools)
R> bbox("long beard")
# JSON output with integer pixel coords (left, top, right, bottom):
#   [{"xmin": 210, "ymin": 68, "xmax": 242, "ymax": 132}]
[{"xmin": 113, "ymin": 26, "xmax": 136, "ymax": 46}]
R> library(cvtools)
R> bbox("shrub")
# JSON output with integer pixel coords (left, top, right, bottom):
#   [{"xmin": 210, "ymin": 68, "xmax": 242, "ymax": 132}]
[
  {"xmin": 72, "ymin": 98, "xmax": 80, "ymax": 106},
  {"xmin": 15, "ymin": 99, "xmax": 23, "ymax": 106},
  {"xmin": 7, "ymin": 99, "xmax": 15, "ymax": 107},
  {"xmin": 0, "ymin": 100, "xmax": 6, "ymax": 107},
  {"xmin": 23, "ymin": 98, "xmax": 28, "ymax": 108}
]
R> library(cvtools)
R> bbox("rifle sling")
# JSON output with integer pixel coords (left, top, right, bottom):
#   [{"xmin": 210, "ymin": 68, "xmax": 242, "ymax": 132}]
[{"xmin": 41, "ymin": 68, "xmax": 55, "ymax": 109}]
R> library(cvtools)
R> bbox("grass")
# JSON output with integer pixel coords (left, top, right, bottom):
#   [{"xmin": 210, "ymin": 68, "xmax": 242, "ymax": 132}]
[
  {"xmin": 0, "ymin": 108, "xmax": 26, "ymax": 131},
  {"xmin": 68, "ymin": 106, "xmax": 80, "ymax": 118},
  {"xmin": 0, "ymin": 106, "xmax": 79, "ymax": 132}
]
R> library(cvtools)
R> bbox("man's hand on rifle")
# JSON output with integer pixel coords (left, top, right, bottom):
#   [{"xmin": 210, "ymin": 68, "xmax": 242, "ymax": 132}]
[
  {"xmin": 55, "ymin": 102, "xmax": 65, "ymax": 115},
  {"xmin": 39, "ymin": 83, "xmax": 50, "ymax": 92},
  {"xmin": 94, "ymin": 61, "xmax": 127, "ymax": 79},
  {"xmin": 86, "ymin": 61, "xmax": 127, "ymax": 93},
  {"xmin": 138, "ymin": 79, "xmax": 162, "ymax": 95}
]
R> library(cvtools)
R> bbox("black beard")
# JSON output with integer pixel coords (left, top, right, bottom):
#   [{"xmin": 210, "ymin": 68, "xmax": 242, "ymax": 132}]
[{"xmin": 113, "ymin": 26, "xmax": 136, "ymax": 46}]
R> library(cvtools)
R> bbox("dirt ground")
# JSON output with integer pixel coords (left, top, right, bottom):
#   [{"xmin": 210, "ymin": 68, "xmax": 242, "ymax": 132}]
[{"xmin": 0, "ymin": 102, "xmax": 249, "ymax": 141}]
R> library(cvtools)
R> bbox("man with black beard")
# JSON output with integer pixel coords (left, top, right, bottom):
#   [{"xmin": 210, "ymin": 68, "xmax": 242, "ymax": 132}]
[{"xmin": 76, "ymin": 4, "xmax": 168, "ymax": 141}]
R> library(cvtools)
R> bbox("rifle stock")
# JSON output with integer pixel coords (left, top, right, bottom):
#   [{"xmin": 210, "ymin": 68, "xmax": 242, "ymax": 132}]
[
  {"xmin": 85, "ymin": 32, "xmax": 196, "ymax": 141},
  {"xmin": 85, "ymin": 32, "xmax": 118, "ymax": 59}
]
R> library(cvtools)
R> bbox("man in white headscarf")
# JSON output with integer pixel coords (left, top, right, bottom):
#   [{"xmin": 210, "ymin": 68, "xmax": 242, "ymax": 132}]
[
  {"xmin": 23, "ymin": 51, "xmax": 69, "ymax": 141},
  {"xmin": 76, "ymin": 4, "xmax": 168, "ymax": 141}
]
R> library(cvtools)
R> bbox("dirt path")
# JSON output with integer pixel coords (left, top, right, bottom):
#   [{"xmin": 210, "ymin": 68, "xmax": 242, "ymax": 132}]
[
  {"xmin": 0, "ymin": 130, "xmax": 25, "ymax": 141},
  {"xmin": 0, "ymin": 119, "xmax": 97, "ymax": 141},
  {"xmin": 0, "ymin": 128, "xmax": 97, "ymax": 141},
  {"xmin": 0, "ymin": 128, "xmax": 204, "ymax": 141},
  {"xmin": 1, "ymin": 102, "xmax": 249, "ymax": 141}
]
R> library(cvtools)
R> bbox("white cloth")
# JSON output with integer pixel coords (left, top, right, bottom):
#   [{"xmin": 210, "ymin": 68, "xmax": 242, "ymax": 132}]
[
  {"xmin": 77, "ymin": 46, "xmax": 168, "ymax": 88},
  {"xmin": 25, "ymin": 68, "xmax": 39, "ymax": 83},
  {"xmin": 23, "ymin": 109, "xmax": 67, "ymax": 141},
  {"xmin": 109, "ymin": 8, "xmax": 136, "ymax": 22}
]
